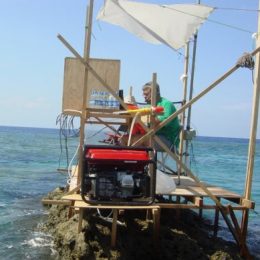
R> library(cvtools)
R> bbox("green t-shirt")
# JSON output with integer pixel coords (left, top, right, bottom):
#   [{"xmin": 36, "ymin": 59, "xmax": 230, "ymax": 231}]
[{"xmin": 156, "ymin": 97, "xmax": 180, "ymax": 146}]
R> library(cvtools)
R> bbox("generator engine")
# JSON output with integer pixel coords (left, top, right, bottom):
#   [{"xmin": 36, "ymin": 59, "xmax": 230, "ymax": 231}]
[{"xmin": 81, "ymin": 145, "xmax": 156, "ymax": 205}]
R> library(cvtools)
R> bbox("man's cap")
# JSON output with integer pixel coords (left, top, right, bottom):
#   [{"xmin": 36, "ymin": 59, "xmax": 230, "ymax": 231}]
[{"xmin": 142, "ymin": 81, "xmax": 160, "ymax": 95}]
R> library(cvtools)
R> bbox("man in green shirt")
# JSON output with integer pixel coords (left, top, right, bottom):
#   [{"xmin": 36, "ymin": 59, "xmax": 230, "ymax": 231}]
[{"xmin": 142, "ymin": 81, "xmax": 181, "ymax": 150}]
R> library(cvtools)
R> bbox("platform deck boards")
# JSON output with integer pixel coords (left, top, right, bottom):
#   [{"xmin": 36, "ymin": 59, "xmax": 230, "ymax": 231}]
[
  {"xmin": 60, "ymin": 176, "xmax": 249, "ymax": 248},
  {"xmin": 63, "ymin": 175, "xmax": 242, "ymax": 205},
  {"xmin": 170, "ymin": 176, "xmax": 241, "ymax": 199}
]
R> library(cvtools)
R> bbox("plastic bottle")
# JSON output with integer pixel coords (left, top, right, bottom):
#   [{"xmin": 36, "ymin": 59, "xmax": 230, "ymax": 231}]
[
  {"xmin": 108, "ymin": 94, "xmax": 114, "ymax": 109},
  {"xmin": 114, "ymin": 97, "xmax": 119, "ymax": 109},
  {"xmin": 104, "ymin": 91, "xmax": 109, "ymax": 108},
  {"xmin": 89, "ymin": 90, "xmax": 96, "ymax": 108},
  {"xmin": 96, "ymin": 91, "xmax": 102, "ymax": 108},
  {"xmin": 99, "ymin": 91, "xmax": 104, "ymax": 109}
]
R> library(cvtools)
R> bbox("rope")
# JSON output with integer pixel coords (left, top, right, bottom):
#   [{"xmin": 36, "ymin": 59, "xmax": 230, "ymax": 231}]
[
  {"xmin": 163, "ymin": 5, "xmax": 254, "ymax": 35},
  {"xmin": 216, "ymin": 7, "xmax": 259, "ymax": 13},
  {"xmin": 236, "ymin": 52, "xmax": 255, "ymax": 70}
]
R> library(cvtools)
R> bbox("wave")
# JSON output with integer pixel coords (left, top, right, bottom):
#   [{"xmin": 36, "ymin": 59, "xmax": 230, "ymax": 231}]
[{"xmin": 22, "ymin": 232, "xmax": 54, "ymax": 248}]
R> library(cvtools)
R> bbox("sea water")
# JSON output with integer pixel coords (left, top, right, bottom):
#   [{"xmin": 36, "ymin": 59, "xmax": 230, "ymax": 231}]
[{"xmin": 0, "ymin": 126, "xmax": 259, "ymax": 259}]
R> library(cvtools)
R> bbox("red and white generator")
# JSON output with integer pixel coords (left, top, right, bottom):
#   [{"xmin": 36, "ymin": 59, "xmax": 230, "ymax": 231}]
[{"xmin": 81, "ymin": 145, "xmax": 156, "ymax": 205}]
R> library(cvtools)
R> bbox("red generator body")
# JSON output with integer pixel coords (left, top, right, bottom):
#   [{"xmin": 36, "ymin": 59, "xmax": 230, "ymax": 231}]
[{"xmin": 81, "ymin": 145, "xmax": 156, "ymax": 205}]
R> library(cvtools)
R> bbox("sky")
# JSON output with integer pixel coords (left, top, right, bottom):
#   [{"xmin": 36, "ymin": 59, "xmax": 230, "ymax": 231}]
[{"xmin": 0, "ymin": 0, "xmax": 260, "ymax": 139}]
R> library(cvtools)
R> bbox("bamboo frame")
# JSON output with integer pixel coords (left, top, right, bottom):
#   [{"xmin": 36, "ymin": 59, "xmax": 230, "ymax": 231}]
[
  {"xmin": 125, "ymin": 47, "xmax": 260, "ymax": 255},
  {"xmin": 56, "ymin": 1, "xmax": 260, "ymax": 256},
  {"xmin": 132, "ymin": 46, "xmax": 260, "ymax": 148}
]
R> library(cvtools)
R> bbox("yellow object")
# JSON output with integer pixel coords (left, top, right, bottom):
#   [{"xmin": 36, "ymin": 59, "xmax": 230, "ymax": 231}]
[{"xmin": 114, "ymin": 106, "xmax": 163, "ymax": 115}]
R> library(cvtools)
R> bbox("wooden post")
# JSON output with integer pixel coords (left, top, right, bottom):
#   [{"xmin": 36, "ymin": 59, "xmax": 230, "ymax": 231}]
[
  {"xmin": 129, "ymin": 85, "xmax": 133, "ymax": 97},
  {"xmin": 77, "ymin": 0, "xmax": 94, "ymax": 185},
  {"xmin": 213, "ymin": 198, "xmax": 220, "ymax": 237},
  {"xmin": 241, "ymin": 0, "xmax": 260, "ymax": 255},
  {"xmin": 228, "ymin": 205, "xmax": 250, "ymax": 258},
  {"xmin": 152, "ymin": 208, "xmax": 160, "ymax": 247},
  {"xmin": 78, "ymin": 209, "xmax": 84, "ymax": 233},
  {"xmin": 150, "ymin": 73, "xmax": 157, "ymax": 147},
  {"xmin": 111, "ymin": 209, "xmax": 118, "ymax": 247},
  {"xmin": 244, "ymin": 2, "xmax": 260, "ymax": 204},
  {"xmin": 178, "ymin": 42, "xmax": 189, "ymax": 180},
  {"xmin": 185, "ymin": 0, "xmax": 201, "ymax": 167},
  {"xmin": 153, "ymin": 135, "xmax": 245, "ymax": 248},
  {"xmin": 150, "ymin": 74, "xmax": 157, "ymax": 199}
]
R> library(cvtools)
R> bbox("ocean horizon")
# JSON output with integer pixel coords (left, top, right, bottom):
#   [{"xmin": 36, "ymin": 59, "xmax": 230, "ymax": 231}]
[
  {"xmin": 0, "ymin": 125, "xmax": 259, "ymax": 259},
  {"xmin": 2, "ymin": 124, "xmax": 259, "ymax": 141}
]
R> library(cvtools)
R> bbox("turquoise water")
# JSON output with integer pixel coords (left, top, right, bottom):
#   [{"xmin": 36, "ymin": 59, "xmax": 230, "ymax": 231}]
[
  {"xmin": 0, "ymin": 126, "xmax": 259, "ymax": 259},
  {"xmin": 190, "ymin": 136, "xmax": 260, "ymax": 257}
]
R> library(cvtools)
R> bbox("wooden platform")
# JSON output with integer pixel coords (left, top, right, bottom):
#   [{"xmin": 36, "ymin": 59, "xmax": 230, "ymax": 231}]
[
  {"xmin": 171, "ymin": 176, "xmax": 241, "ymax": 199},
  {"xmin": 57, "ymin": 176, "xmax": 255, "ymax": 248},
  {"xmin": 62, "ymin": 193, "xmax": 160, "ymax": 247},
  {"xmin": 61, "ymin": 175, "xmax": 254, "ymax": 211}
]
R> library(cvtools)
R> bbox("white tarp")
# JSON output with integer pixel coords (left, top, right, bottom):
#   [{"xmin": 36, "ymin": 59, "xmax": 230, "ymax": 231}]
[{"xmin": 97, "ymin": 0, "xmax": 214, "ymax": 50}]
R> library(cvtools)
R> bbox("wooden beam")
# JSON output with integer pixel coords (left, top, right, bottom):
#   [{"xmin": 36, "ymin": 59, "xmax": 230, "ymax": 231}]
[
  {"xmin": 111, "ymin": 209, "xmax": 118, "ymax": 247},
  {"xmin": 64, "ymin": 184, "xmax": 81, "ymax": 196},
  {"xmin": 227, "ymin": 205, "xmax": 251, "ymax": 258},
  {"xmin": 154, "ymin": 136, "xmax": 224, "ymax": 208},
  {"xmin": 73, "ymin": 200, "xmax": 160, "ymax": 210},
  {"xmin": 88, "ymin": 112, "xmax": 132, "ymax": 119},
  {"xmin": 152, "ymin": 208, "xmax": 161, "ymax": 247},
  {"xmin": 152, "ymin": 135, "xmax": 250, "ymax": 247},
  {"xmin": 87, "ymin": 120, "xmax": 127, "ymax": 126},
  {"xmin": 78, "ymin": 209, "xmax": 84, "ymax": 233},
  {"xmin": 179, "ymin": 42, "xmax": 189, "ymax": 177},
  {"xmin": 150, "ymin": 74, "xmax": 157, "ymax": 147},
  {"xmin": 241, "ymin": 198, "xmax": 255, "ymax": 209},
  {"xmin": 41, "ymin": 199, "xmax": 72, "ymax": 206},
  {"xmin": 244, "ymin": 3, "xmax": 260, "ymax": 201},
  {"xmin": 132, "ymin": 46, "xmax": 260, "ymax": 148},
  {"xmin": 157, "ymin": 203, "xmax": 249, "ymax": 210},
  {"xmin": 241, "ymin": 4, "xmax": 260, "ymax": 251},
  {"xmin": 185, "ymin": 196, "xmax": 203, "ymax": 207},
  {"xmin": 57, "ymin": 34, "xmax": 127, "ymax": 111},
  {"xmin": 77, "ymin": 0, "xmax": 94, "ymax": 186}
]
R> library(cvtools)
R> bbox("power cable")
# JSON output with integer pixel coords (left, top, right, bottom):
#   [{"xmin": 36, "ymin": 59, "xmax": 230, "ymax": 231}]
[{"xmin": 56, "ymin": 113, "xmax": 80, "ymax": 169}]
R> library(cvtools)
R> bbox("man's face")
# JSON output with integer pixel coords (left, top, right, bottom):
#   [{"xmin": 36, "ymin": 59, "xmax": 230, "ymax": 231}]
[{"xmin": 142, "ymin": 87, "xmax": 151, "ymax": 103}]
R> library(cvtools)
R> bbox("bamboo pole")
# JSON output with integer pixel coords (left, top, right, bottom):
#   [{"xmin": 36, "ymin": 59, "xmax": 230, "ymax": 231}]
[
  {"xmin": 132, "ymin": 46, "xmax": 260, "ymax": 147},
  {"xmin": 129, "ymin": 86, "xmax": 133, "ymax": 97},
  {"xmin": 154, "ymin": 136, "xmax": 224, "ymax": 207},
  {"xmin": 244, "ymin": 8, "xmax": 260, "ymax": 202},
  {"xmin": 153, "ymin": 135, "xmax": 243, "ymax": 248},
  {"xmin": 150, "ymin": 74, "xmax": 157, "ymax": 147},
  {"xmin": 241, "ymin": 1, "xmax": 260, "ymax": 256},
  {"xmin": 185, "ymin": 0, "xmax": 201, "ymax": 166},
  {"xmin": 77, "ymin": 0, "xmax": 94, "ymax": 184},
  {"xmin": 178, "ymin": 42, "xmax": 189, "ymax": 180}
]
